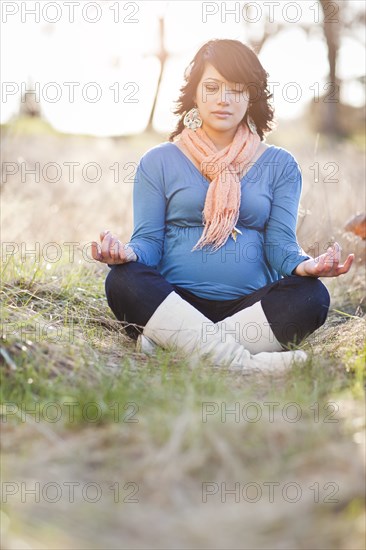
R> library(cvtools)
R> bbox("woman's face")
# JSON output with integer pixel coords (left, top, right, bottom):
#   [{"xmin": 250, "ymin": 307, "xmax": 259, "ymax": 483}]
[{"xmin": 194, "ymin": 63, "xmax": 250, "ymax": 135}]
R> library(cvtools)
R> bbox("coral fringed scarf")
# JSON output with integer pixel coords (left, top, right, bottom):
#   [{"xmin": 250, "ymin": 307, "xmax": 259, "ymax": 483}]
[{"xmin": 179, "ymin": 123, "xmax": 261, "ymax": 252}]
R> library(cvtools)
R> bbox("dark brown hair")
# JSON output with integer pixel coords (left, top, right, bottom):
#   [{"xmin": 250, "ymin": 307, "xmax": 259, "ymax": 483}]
[{"xmin": 168, "ymin": 39, "xmax": 276, "ymax": 142}]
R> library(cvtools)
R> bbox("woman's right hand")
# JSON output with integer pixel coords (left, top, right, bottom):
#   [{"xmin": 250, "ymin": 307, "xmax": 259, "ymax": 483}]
[{"xmin": 91, "ymin": 230, "xmax": 136, "ymax": 264}]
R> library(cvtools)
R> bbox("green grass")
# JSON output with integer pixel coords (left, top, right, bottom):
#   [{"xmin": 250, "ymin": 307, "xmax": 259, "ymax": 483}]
[
  {"xmin": 1, "ymin": 252, "xmax": 365, "ymax": 549},
  {"xmin": 1, "ymin": 115, "xmax": 62, "ymax": 136},
  {"xmin": 1, "ymin": 115, "xmax": 169, "ymax": 143},
  {"xmin": 1, "ymin": 254, "xmax": 363, "ymax": 429}
]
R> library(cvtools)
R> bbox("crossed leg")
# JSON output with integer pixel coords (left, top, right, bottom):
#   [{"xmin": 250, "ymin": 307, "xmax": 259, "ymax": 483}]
[{"xmin": 105, "ymin": 262, "xmax": 330, "ymax": 352}]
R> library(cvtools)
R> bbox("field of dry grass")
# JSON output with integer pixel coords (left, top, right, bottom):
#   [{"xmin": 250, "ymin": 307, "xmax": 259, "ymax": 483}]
[{"xmin": 1, "ymin": 117, "xmax": 365, "ymax": 549}]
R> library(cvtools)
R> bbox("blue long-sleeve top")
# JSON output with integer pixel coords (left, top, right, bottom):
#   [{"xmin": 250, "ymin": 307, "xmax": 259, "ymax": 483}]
[{"xmin": 126, "ymin": 141, "xmax": 311, "ymax": 300}]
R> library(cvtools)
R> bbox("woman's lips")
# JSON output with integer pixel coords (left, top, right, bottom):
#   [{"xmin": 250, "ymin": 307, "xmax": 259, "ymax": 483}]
[{"xmin": 212, "ymin": 112, "xmax": 232, "ymax": 118}]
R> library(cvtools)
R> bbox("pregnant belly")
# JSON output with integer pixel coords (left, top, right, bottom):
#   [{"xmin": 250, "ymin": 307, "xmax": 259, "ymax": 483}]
[{"xmin": 158, "ymin": 225, "xmax": 275, "ymax": 294}]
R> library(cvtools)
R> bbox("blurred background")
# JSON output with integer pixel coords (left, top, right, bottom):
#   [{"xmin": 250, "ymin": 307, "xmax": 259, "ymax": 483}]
[
  {"xmin": 1, "ymin": 0, "xmax": 365, "ymax": 268},
  {"xmin": 1, "ymin": 3, "xmax": 365, "ymax": 549}
]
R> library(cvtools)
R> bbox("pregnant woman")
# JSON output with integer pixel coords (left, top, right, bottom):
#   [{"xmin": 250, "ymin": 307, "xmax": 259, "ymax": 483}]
[{"xmin": 92, "ymin": 39, "xmax": 354, "ymax": 373}]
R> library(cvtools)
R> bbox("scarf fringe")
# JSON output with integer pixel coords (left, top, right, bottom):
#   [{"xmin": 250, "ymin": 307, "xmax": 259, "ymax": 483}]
[{"xmin": 191, "ymin": 210, "xmax": 239, "ymax": 252}]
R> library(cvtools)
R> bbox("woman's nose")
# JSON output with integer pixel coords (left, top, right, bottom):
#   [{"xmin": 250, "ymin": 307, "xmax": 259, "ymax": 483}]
[{"xmin": 218, "ymin": 85, "xmax": 230, "ymax": 104}]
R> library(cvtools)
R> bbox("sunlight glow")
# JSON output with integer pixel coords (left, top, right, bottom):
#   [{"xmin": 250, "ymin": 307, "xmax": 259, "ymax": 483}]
[{"xmin": 1, "ymin": 0, "xmax": 364, "ymax": 136}]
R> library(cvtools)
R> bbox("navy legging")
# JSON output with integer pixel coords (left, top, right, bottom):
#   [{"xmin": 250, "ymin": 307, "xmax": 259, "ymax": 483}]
[{"xmin": 105, "ymin": 262, "xmax": 330, "ymax": 349}]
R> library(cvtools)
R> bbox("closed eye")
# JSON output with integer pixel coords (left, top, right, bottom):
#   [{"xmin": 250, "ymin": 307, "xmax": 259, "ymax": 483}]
[
  {"xmin": 204, "ymin": 83, "xmax": 245, "ymax": 94},
  {"xmin": 204, "ymin": 84, "xmax": 219, "ymax": 92}
]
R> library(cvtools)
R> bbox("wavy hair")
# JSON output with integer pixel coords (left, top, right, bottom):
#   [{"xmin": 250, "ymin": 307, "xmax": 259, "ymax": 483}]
[{"xmin": 168, "ymin": 39, "xmax": 276, "ymax": 142}]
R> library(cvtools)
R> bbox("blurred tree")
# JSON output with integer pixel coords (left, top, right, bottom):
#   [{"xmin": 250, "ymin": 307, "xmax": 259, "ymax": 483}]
[
  {"xmin": 312, "ymin": 0, "xmax": 365, "ymax": 138},
  {"xmin": 146, "ymin": 15, "xmax": 168, "ymax": 133},
  {"xmin": 319, "ymin": 0, "xmax": 341, "ymax": 136},
  {"xmin": 242, "ymin": 0, "xmax": 365, "ymax": 139},
  {"xmin": 19, "ymin": 77, "xmax": 42, "ymax": 118}
]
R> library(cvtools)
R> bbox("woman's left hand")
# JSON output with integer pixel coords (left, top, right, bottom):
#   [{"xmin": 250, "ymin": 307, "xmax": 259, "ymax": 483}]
[{"xmin": 295, "ymin": 242, "xmax": 355, "ymax": 278}]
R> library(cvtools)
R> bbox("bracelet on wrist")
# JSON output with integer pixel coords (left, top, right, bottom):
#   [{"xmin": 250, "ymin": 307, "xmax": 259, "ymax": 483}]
[{"xmin": 123, "ymin": 244, "xmax": 137, "ymax": 262}]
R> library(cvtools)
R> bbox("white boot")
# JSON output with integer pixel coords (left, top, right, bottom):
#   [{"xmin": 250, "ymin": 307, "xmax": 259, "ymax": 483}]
[
  {"xmin": 139, "ymin": 291, "xmax": 307, "ymax": 373},
  {"xmin": 215, "ymin": 300, "xmax": 284, "ymax": 354},
  {"xmin": 138, "ymin": 301, "xmax": 282, "ymax": 356},
  {"xmin": 136, "ymin": 334, "xmax": 158, "ymax": 355}
]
